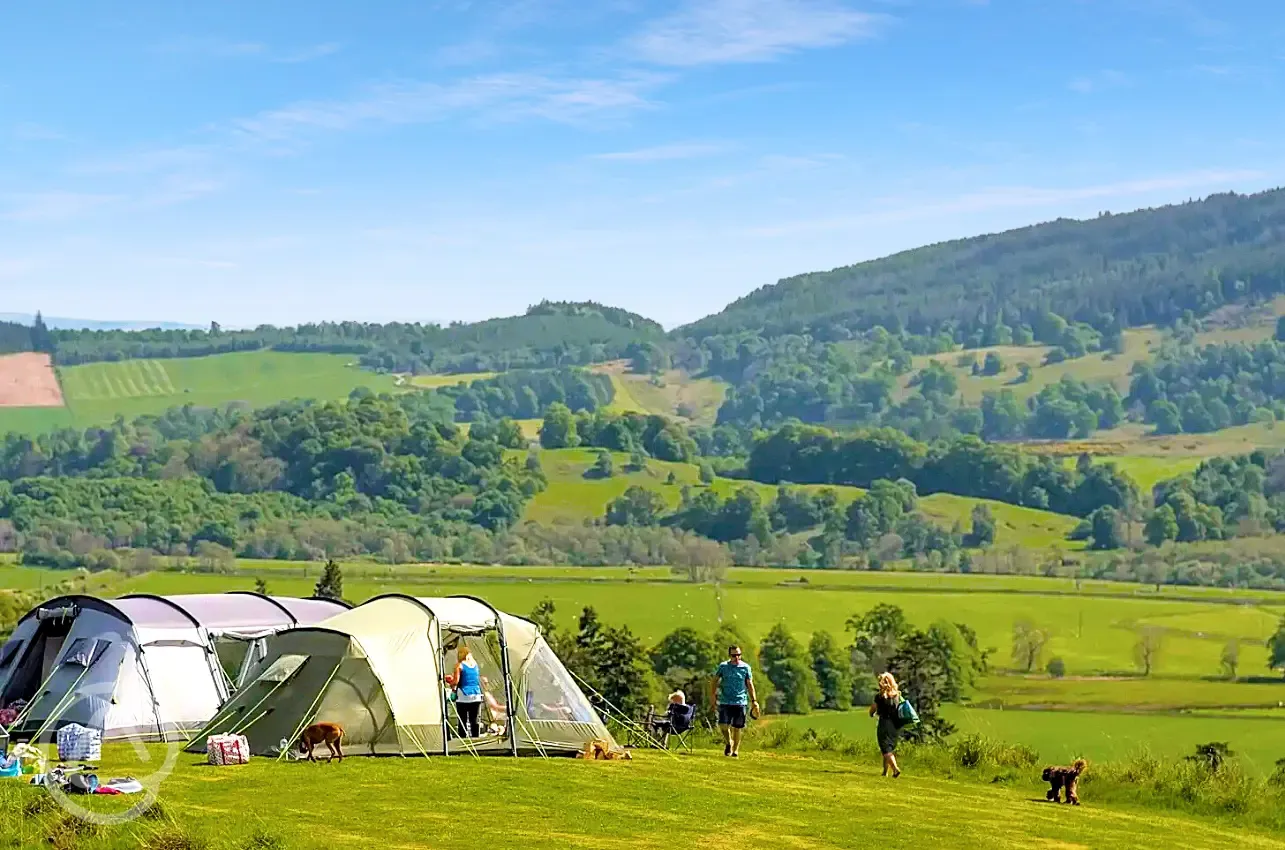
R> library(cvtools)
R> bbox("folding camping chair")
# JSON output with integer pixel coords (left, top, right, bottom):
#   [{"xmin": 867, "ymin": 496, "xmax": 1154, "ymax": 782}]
[{"xmin": 634, "ymin": 702, "xmax": 696, "ymax": 753}]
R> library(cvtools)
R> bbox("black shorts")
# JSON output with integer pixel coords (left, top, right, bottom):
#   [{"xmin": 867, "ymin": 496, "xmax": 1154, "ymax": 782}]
[{"xmin": 718, "ymin": 704, "xmax": 747, "ymax": 728}]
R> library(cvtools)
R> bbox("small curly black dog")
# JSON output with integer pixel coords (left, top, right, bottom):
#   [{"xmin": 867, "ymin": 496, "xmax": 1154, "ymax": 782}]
[{"xmin": 1042, "ymin": 758, "xmax": 1087, "ymax": 805}]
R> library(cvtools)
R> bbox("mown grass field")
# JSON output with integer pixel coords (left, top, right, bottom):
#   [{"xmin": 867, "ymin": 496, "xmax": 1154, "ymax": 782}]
[
  {"xmin": 0, "ymin": 351, "xmax": 402, "ymax": 435},
  {"xmin": 406, "ymin": 370, "xmax": 497, "ymax": 388},
  {"xmin": 526, "ymin": 448, "xmax": 1083, "ymax": 550},
  {"xmin": 6, "ymin": 742, "xmax": 1277, "ymax": 850},
  {"xmin": 783, "ymin": 706, "xmax": 1285, "ymax": 778}
]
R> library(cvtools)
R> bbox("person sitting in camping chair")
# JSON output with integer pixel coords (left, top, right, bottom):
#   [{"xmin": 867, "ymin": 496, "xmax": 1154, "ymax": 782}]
[{"xmin": 646, "ymin": 691, "xmax": 696, "ymax": 751}]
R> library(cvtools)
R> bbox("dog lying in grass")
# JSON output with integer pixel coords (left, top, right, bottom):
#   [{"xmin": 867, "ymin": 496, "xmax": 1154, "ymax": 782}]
[
  {"xmin": 581, "ymin": 738, "xmax": 631, "ymax": 761},
  {"xmin": 1042, "ymin": 758, "xmax": 1087, "ymax": 804},
  {"xmin": 299, "ymin": 722, "xmax": 345, "ymax": 763}
]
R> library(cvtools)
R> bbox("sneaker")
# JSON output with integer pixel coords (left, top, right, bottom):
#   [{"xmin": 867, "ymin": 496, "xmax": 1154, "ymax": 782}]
[
  {"xmin": 724, "ymin": 745, "xmax": 731, "ymax": 756},
  {"xmin": 893, "ymin": 770, "xmax": 901, "ymax": 778},
  {"xmin": 731, "ymin": 752, "xmax": 739, "ymax": 758}
]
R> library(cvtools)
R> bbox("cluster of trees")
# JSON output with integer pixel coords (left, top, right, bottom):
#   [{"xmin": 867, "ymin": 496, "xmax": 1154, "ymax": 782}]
[
  {"xmin": 746, "ymin": 425, "xmax": 1137, "ymax": 518},
  {"xmin": 980, "ymin": 378, "xmax": 1125, "ymax": 440},
  {"xmin": 550, "ymin": 600, "xmax": 987, "ymax": 741},
  {"xmin": 432, "ymin": 369, "xmax": 614, "ymax": 422},
  {"xmin": 1131, "ymin": 340, "xmax": 1285, "ymax": 435},
  {"xmin": 2, "ymin": 393, "xmax": 546, "ymax": 566},
  {"xmin": 37, "ymin": 301, "xmax": 664, "ymax": 373},
  {"xmin": 0, "ymin": 314, "xmax": 53, "ymax": 356},
  {"xmin": 538, "ymin": 406, "xmax": 699, "ymax": 463},
  {"xmin": 681, "ymin": 188, "xmax": 1285, "ymax": 346},
  {"xmin": 607, "ymin": 479, "xmax": 991, "ymax": 569}
]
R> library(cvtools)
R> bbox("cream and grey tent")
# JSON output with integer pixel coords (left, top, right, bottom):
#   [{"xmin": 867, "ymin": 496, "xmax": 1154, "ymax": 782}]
[
  {"xmin": 188, "ymin": 594, "xmax": 613, "ymax": 757},
  {"xmin": 0, "ymin": 593, "xmax": 349, "ymax": 742}
]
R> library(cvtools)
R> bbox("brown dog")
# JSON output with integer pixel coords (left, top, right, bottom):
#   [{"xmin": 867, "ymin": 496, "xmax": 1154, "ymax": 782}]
[
  {"xmin": 299, "ymin": 722, "xmax": 345, "ymax": 763},
  {"xmin": 1042, "ymin": 758, "xmax": 1087, "ymax": 804}
]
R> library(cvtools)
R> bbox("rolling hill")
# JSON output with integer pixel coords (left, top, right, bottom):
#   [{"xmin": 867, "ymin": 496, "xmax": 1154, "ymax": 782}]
[
  {"xmin": 678, "ymin": 187, "xmax": 1285, "ymax": 342},
  {"xmin": 523, "ymin": 447, "xmax": 1082, "ymax": 551}
]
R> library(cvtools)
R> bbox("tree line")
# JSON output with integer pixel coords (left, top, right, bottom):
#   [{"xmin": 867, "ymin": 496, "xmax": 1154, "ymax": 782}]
[
  {"xmin": 534, "ymin": 599, "xmax": 988, "ymax": 740},
  {"xmin": 16, "ymin": 301, "xmax": 664, "ymax": 374}
]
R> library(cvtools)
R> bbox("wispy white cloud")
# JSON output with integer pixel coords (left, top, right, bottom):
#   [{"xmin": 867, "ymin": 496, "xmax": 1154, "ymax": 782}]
[
  {"xmin": 629, "ymin": 0, "xmax": 884, "ymax": 66},
  {"xmin": 592, "ymin": 142, "xmax": 727, "ymax": 162},
  {"xmin": 156, "ymin": 38, "xmax": 341, "ymax": 64},
  {"xmin": 1068, "ymin": 69, "xmax": 1129, "ymax": 94},
  {"xmin": 230, "ymin": 72, "xmax": 667, "ymax": 142},
  {"xmin": 742, "ymin": 169, "xmax": 1269, "ymax": 237},
  {"xmin": 2, "ymin": 192, "xmax": 121, "ymax": 222}
]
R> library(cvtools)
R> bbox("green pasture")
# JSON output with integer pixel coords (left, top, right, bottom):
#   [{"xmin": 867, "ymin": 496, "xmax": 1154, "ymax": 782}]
[
  {"xmin": 600, "ymin": 368, "xmax": 728, "ymax": 426},
  {"xmin": 974, "ymin": 675, "xmax": 1285, "ymax": 711},
  {"xmin": 406, "ymin": 370, "xmax": 497, "ymax": 388},
  {"xmin": 902, "ymin": 327, "xmax": 1163, "ymax": 405},
  {"xmin": 783, "ymin": 706, "xmax": 1285, "ymax": 778},
  {"xmin": 0, "ymin": 351, "xmax": 401, "ymax": 435},
  {"xmin": 97, "ymin": 569, "xmax": 1283, "ymax": 680},
  {"xmin": 527, "ymin": 448, "xmax": 1081, "ymax": 550},
  {"xmin": 4, "ymin": 744, "xmax": 1274, "ymax": 850}
]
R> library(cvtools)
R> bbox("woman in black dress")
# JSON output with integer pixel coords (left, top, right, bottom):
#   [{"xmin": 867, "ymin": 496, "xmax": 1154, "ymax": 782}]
[{"xmin": 868, "ymin": 672, "xmax": 902, "ymax": 777}]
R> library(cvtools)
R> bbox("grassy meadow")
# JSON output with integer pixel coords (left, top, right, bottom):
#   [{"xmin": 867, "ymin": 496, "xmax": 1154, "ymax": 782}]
[
  {"xmin": 6, "ymin": 742, "xmax": 1279, "ymax": 850},
  {"xmin": 525, "ymin": 447, "xmax": 1084, "ymax": 550},
  {"xmin": 3, "ymin": 559, "xmax": 1285, "ymax": 844},
  {"xmin": 784, "ymin": 706, "xmax": 1285, "ymax": 777}
]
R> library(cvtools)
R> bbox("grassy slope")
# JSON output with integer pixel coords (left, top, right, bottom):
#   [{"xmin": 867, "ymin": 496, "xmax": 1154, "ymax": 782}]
[
  {"xmin": 525, "ymin": 448, "xmax": 1082, "ymax": 550},
  {"xmin": 0, "ymin": 351, "xmax": 401, "ymax": 434},
  {"xmin": 11, "ymin": 744, "xmax": 1281, "ymax": 850},
  {"xmin": 899, "ymin": 327, "xmax": 1164, "ymax": 405},
  {"xmin": 785, "ymin": 707, "xmax": 1285, "ymax": 778},
  {"xmin": 596, "ymin": 363, "xmax": 729, "ymax": 427}
]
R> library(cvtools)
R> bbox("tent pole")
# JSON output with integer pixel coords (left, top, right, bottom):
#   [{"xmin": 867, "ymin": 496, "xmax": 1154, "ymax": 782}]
[{"xmin": 436, "ymin": 618, "xmax": 449, "ymax": 756}]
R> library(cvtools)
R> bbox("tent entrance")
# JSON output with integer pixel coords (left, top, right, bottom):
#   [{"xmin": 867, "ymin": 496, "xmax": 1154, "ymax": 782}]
[{"xmin": 0, "ymin": 605, "xmax": 79, "ymax": 707}]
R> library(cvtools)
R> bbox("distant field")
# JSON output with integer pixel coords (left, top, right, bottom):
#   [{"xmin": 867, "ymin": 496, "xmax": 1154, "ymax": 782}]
[
  {"xmin": 902, "ymin": 327, "xmax": 1163, "ymax": 405},
  {"xmin": 524, "ymin": 448, "xmax": 1081, "ymax": 551},
  {"xmin": 784, "ymin": 706, "xmax": 1285, "ymax": 777},
  {"xmin": 84, "ymin": 560, "xmax": 1283, "ymax": 678},
  {"xmin": 0, "ymin": 352, "xmax": 63, "ymax": 406},
  {"xmin": 0, "ymin": 351, "xmax": 401, "ymax": 434},
  {"xmin": 406, "ymin": 370, "xmax": 497, "ymax": 389},
  {"xmin": 1056, "ymin": 454, "xmax": 1203, "ymax": 492}
]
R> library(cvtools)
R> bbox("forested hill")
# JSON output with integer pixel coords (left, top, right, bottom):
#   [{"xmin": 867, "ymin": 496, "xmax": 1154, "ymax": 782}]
[
  {"xmin": 4, "ymin": 301, "xmax": 665, "ymax": 374},
  {"xmin": 678, "ymin": 187, "xmax": 1285, "ymax": 342}
]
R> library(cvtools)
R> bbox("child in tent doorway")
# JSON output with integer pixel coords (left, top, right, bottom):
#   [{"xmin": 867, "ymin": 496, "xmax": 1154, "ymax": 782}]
[{"xmin": 445, "ymin": 645, "xmax": 485, "ymax": 737}]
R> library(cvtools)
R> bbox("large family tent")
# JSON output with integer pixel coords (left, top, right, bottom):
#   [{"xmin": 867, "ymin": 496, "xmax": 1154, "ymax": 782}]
[
  {"xmin": 188, "ymin": 594, "xmax": 614, "ymax": 758},
  {"xmin": 0, "ymin": 593, "xmax": 350, "ymax": 742}
]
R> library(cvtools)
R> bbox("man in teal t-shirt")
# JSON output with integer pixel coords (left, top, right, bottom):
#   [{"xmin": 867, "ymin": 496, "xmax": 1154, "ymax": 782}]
[{"xmin": 710, "ymin": 645, "xmax": 759, "ymax": 757}]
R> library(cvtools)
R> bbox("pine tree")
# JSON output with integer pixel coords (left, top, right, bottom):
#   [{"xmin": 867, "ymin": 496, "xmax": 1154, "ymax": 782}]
[{"xmin": 314, "ymin": 559, "xmax": 344, "ymax": 601}]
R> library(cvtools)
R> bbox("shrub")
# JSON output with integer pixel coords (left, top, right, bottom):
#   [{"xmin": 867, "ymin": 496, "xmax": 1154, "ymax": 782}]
[{"xmin": 1046, "ymin": 657, "xmax": 1066, "ymax": 678}]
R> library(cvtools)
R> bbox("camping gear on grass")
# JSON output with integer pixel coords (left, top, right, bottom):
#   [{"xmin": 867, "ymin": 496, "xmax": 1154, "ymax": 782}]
[
  {"xmin": 207, "ymin": 734, "xmax": 251, "ymax": 765},
  {"xmin": 189, "ymin": 594, "xmax": 614, "ymax": 759},
  {"xmin": 66, "ymin": 773, "xmax": 99, "ymax": 794},
  {"xmin": 896, "ymin": 698, "xmax": 920, "ymax": 727},
  {"xmin": 57, "ymin": 723, "xmax": 102, "ymax": 762},
  {"xmin": 0, "ymin": 593, "xmax": 350, "ymax": 743}
]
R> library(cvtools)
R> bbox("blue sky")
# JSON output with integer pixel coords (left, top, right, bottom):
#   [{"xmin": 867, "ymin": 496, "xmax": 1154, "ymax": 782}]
[{"xmin": 1, "ymin": 0, "xmax": 1282, "ymax": 329}]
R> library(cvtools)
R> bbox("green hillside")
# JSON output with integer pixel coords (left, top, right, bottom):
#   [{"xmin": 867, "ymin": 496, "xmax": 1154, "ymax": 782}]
[
  {"xmin": 524, "ymin": 448, "xmax": 1082, "ymax": 550},
  {"xmin": 679, "ymin": 187, "xmax": 1285, "ymax": 342}
]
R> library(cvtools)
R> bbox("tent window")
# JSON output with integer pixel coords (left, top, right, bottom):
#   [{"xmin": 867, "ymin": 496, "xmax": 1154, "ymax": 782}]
[
  {"xmin": 0, "ymin": 641, "xmax": 20, "ymax": 672},
  {"xmin": 257, "ymin": 654, "xmax": 307, "ymax": 684},
  {"xmin": 521, "ymin": 642, "xmax": 597, "ymax": 723},
  {"xmin": 61, "ymin": 638, "xmax": 109, "ymax": 669}
]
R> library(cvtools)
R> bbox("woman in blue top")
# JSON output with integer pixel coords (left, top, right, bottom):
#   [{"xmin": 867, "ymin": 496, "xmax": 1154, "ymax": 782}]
[{"xmin": 446, "ymin": 645, "xmax": 485, "ymax": 737}]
